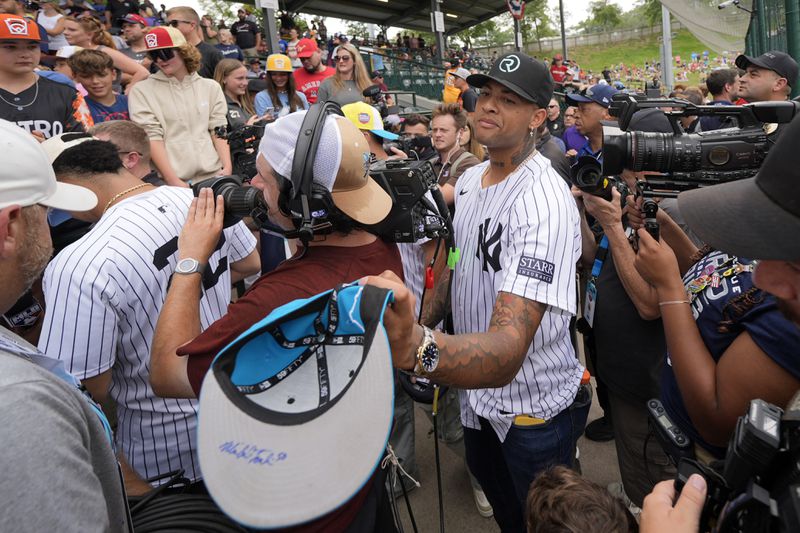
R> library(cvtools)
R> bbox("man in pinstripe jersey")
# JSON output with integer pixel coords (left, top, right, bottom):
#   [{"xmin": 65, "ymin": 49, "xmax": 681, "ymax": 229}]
[
  {"xmin": 37, "ymin": 138, "xmax": 260, "ymax": 489},
  {"xmin": 365, "ymin": 52, "xmax": 589, "ymax": 532}
]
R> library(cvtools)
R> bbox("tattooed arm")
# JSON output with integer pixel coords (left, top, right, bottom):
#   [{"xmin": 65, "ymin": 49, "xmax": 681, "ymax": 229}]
[
  {"xmin": 363, "ymin": 271, "xmax": 544, "ymax": 388},
  {"xmin": 420, "ymin": 248, "xmax": 450, "ymax": 328}
]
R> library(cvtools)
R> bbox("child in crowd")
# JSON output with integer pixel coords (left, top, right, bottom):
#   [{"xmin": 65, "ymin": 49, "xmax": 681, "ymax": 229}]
[{"xmin": 68, "ymin": 49, "xmax": 129, "ymax": 123}]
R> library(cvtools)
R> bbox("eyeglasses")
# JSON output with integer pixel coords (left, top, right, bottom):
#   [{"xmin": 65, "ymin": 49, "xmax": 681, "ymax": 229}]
[
  {"xmin": 333, "ymin": 55, "xmax": 351, "ymax": 63},
  {"xmin": 167, "ymin": 20, "xmax": 193, "ymax": 27},
  {"xmin": 147, "ymin": 48, "xmax": 176, "ymax": 62}
]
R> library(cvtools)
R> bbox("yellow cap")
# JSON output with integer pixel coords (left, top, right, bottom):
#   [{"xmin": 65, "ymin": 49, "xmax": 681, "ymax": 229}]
[
  {"xmin": 341, "ymin": 102, "xmax": 399, "ymax": 140},
  {"xmin": 266, "ymin": 54, "xmax": 293, "ymax": 72}
]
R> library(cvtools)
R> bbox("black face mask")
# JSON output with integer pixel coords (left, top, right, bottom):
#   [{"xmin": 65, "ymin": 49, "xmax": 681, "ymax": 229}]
[{"xmin": 147, "ymin": 48, "xmax": 176, "ymax": 62}]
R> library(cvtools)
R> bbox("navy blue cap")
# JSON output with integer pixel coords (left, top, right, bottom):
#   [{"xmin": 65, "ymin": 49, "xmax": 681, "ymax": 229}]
[{"xmin": 566, "ymin": 84, "xmax": 619, "ymax": 108}]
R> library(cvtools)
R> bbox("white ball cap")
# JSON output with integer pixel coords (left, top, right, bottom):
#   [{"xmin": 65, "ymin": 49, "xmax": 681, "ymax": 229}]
[{"xmin": 0, "ymin": 120, "xmax": 97, "ymax": 212}]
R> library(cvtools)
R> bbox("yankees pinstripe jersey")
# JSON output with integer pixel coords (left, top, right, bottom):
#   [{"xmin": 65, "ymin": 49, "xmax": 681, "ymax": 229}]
[
  {"xmin": 38, "ymin": 186, "xmax": 257, "ymax": 483},
  {"xmin": 452, "ymin": 152, "xmax": 584, "ymax": 441}
]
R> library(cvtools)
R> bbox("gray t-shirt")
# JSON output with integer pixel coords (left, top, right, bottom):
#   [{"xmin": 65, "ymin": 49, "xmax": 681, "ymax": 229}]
[
  {"xmin": 0, "ymin": 328, "xmax": 129, "ymax": 532},
  {"xmin": 316, "ymin": 78, "xmax": 364, "ymax": 107}
]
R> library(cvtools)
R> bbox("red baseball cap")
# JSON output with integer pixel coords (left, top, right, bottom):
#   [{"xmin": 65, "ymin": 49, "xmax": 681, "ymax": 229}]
[
  {"xmin": 295, "ymin": 38, "xmax": 318, "ymax": 58},
  {"xmin": 118, "ymin": 14, "xmax": 148, "ymax": 27},
  {"xmin": 0, "ymin": 14, "xmax": 41, "ymax": 41},
  {"xmin": 143, "ymin": 26, "xmax": 187, "ymax": 50}
]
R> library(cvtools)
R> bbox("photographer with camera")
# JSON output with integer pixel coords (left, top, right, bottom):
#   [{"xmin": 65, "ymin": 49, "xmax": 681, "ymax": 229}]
[
  {"xmin": 735, "ymin": 51, "xmax": 798, "ymax": 142},
  {"xmin": 630, "ymin": 112, "xmax": 800, "ymax": 464},
  {"xmin": 363, "ymin": 52, "xmax": 587, "ymax": 532},
  {"xmin": 149, "ymin": 110, "xmax": 402, "ymax": 531},
  {"xmin": 401, "ymin": 113, "xmax": 436, "ymax": 160},
  {"xmin": 37, "ymin": 137, "xmax": 259, "ymax": 488}
]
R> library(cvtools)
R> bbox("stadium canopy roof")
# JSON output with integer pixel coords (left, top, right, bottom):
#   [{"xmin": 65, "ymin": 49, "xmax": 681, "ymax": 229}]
[{"xmin": 274, "ymin": 0, "xmax": 511, "ymax": 36}]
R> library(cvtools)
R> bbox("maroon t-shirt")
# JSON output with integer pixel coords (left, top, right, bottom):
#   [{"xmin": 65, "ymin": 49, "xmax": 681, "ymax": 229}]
[{"xmin": 181, "ymin": 239, "xmax": 402, "ymax": 532}]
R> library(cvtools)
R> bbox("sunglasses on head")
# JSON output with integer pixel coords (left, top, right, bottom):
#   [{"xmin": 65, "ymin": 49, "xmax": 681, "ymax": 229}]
[{"xmin": 148, "ymin": 48, "xmax": 176, "ymax": 62}]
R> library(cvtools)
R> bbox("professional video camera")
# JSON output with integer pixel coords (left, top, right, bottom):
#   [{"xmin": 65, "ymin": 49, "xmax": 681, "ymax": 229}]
[
  {"xmin": 571, "ymin": 93, "xmax": 800, "ymax": 199},
  {"xmin": 214, "ymin": 123, "xmax": 266, "ymax": 181},
  {"xmin": 383, "ymin": 135, "xmax": 434, "ymax": 158},
  {"xmin": 649, "ymin": 395, "xmax": 800, "ymax": 533},
  {"xmin": 191, "ymin": 159, "xmax": 450, "ymax": 244},
  {"xmin": 363, "ymin": 85, "xmax": 388, "ymax": 118}
]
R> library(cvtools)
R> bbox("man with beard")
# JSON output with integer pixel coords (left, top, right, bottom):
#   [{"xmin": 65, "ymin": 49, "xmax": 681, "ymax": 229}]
[
  {"xmin": 118, "ymin": 13, "xmax": 150, "ymax": 66},
  {"xmin": 293, "ymin": 37, "xmax": 333, "ymax": 104},
  {"xmin": 0, "ymin": 119, "xmax": 129, "ymax": 531}
]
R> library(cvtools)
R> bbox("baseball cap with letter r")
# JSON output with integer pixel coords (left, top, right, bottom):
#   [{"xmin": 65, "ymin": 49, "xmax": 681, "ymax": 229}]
[{"xmin": 467, "ymin": 52, "xmax": 554, "ymax": 108}]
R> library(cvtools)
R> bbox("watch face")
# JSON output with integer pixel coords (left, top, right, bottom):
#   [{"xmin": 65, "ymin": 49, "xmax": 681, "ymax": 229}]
[
  {"xmin": 421, "ymin": 343, "xmax": 439, "ymax": 373},
  {"xmin": 177, "ymin": 258, "xmax": 199, "ymax": 273}
]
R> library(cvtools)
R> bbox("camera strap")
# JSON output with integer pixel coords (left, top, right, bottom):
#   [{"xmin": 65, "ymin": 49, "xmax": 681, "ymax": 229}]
[{"xmin": 583, "ymin": 235, "xmax": 609, "ymax": 329}]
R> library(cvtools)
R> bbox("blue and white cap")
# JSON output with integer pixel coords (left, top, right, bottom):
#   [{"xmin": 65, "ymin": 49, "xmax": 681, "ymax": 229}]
[
  {"xmin": 197, "ymin": 283, "xmax": 396, "ymax": 529},
  {"xmin": 566, "ymin": 84, "xmax": 619, "ymax": 108}
]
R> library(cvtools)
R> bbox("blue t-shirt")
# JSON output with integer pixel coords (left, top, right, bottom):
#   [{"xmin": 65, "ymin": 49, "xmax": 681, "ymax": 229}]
[
  {"xmin": 661, "ymin": 250, "xmax": 800, "ymax": 457},
  {"xmin": 86, "ymin": 94, "xmax": 129, "ymax": 124},
  {"xmin": 254, "ymin": 90, "xmax": 309, "ymax": 117},
  {"xmin": 216, "ymin": 43, "xmax": 244, "ymax": 61}
]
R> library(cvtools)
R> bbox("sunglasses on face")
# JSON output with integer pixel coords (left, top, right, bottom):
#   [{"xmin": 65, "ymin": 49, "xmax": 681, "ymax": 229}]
[
  {"xmin": 168, "ymin": 20, "xmax": 193, "ymax": 27},
  {"xmin": 148, "ymin": 48, "xmax": 176, "ymax": 62},
  {"xmin": 334, "ymin": 55, "xmax": 351, "ymax": 63}
]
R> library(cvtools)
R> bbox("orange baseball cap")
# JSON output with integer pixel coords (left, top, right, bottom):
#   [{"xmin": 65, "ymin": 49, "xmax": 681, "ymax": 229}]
[{"xmin": 0, "ymin": 14, "xmax": 41, "ymax": 41}]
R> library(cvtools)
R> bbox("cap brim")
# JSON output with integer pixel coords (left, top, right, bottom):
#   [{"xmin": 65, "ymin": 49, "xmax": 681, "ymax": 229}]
[
  {"xmin": 198, "ymin": 290, "xmax": 394, "ymax": 528},
  {"xmin": 370, "ymin": 129, "xmax": 399, "ymax": 141},
  {"xmin": 566, "ymin": 93, "xmax": 593, "ymax": 105},
  {"xmin": 678, "ymin": 178, "xmax": 800, "ymax": 260},
  {"xmin": 332, "ymin": 176, "xmax": 393, "ymax": 225},
  {"xmin": 40, "ymin": 182, "xmax": 98, "ymax": 212},
  {"xmin": 466, "ymin": 73, "xmax": 537, "ymax": 104}
]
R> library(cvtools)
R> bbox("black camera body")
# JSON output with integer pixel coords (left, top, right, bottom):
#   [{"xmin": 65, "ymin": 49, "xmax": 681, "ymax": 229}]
[
  {"xmin": 652, "ymin": 395, "xmax": 800, "ymax": 533},
  {"xmin": 368, "ymin": 159, "xmax": 448, "ymax": 243},
  {"xmin": 363, "ymin": 84, "xmax": 389, "ymax": 119},
  {"xmin": 571, "ymin": 94, "xmax": 800, "ymax": 199},
  {"xmin": 214, "ymin": 124, "xmax": 267, "ymax": 182},
  {"xmin": 190, "ymin": 176, "xmax": 267, "ymax": 229},
  {"xmin": 383, "ymin": 135, "xmax": 434, "ymax": 158}
]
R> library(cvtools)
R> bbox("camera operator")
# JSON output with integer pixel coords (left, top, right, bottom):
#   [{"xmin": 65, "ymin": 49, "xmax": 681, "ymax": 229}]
[
  {"xmin": 698, "ymin": 68, "xmax": 739, "ymax": 132},
  {"xmin": 401, "ymin": 113, "xmax": 436, "ymax": 160},
  {"xmin": 149, "ymin": 111, "xmax": 402, "ymax": 531},
  {"xmin": 90, "ymin": 119, "xmax": 166, "ymax": 185},
  {"xmin": 735, "ymin": 51, "xmax": 798, "ymax": 142},
  {"xmin": 363, "ymin": 52, "xmax": 588, "ymax": 532},
  {"xmin": 430, "ymin": 103, "xmax": 480, "ymax": 206},
  {"xmin": 37, "ymin": 137, "xmax": 259, "ymax": 488},
  {"xmin": 631, "ymin": 113, "xmax": 800, "ymax": 463},
  {"xmin": 0, "ymin": 120, "xmax": 129, "ymax": 531},
  {"xmin": 574, "ymin": 108, "xmax": 712, "ymax": 509}
]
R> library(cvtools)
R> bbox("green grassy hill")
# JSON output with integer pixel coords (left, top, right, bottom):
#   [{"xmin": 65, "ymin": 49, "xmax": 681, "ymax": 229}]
[{"xmin": 551, "ymin": 28, "xmax": 713, "ymax": 87}]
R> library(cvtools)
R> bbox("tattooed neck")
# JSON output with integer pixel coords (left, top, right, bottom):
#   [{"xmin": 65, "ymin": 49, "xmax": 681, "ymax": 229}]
[{"xmin": 511, "ymin": 133, "xmax": 537, "ymax": 166}]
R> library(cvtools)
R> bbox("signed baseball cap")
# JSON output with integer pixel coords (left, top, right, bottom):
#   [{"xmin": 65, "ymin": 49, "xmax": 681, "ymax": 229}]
[
  {"xmin": 198, "ymin": 283, "xmax": 395, "ymax": 528},
  {"xmin": 467, "ymin": 52, "xmax": 553, "ymax": 108}
]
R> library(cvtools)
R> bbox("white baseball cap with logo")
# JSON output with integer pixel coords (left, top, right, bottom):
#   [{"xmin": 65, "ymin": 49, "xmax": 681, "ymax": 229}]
[{"xmin": 0, "ymin": 120, "xmax": 97, "ymax": 211}]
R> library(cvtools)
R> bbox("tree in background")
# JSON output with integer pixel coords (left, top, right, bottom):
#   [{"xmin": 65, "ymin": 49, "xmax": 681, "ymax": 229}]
[
  {"xmin": 577, "ymin": 0, "xmax": 623, "ymax": 33},
  {"xmin": 346, "ymin": 21, "xmax": 369, "ymax": 39},
  {"xmin": 456, "ymin": 19, "xmax": 512, "ymax": 48},
  {"xmin": 518, "ymin": 0, "xmax": 558, "ymax": 52},
  {"xmin": 198, "ymin": 0, "xmax": 236, "ymax": 24}
]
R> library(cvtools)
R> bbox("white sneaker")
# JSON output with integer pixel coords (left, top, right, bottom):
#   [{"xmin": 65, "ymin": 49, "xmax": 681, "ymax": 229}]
[
  {"xmin": 472, "ymin": 486, "xmax": 494, "ymax": 518},
  {"xmin": 607, "ymin": 482, "xmax": 642, "ymax": 518}
]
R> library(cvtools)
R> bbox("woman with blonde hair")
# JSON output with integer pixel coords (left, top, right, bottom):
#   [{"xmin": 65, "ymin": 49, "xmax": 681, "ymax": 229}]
[
  {"xmin": 63, "ymin": 16, "xmax": 148, "ymax": 92},
  {"xmin": 129, "ymin": 26, "xmax": 230, "ymax": 186},
  {"xmin": 37, "ymin": 0, "xmax": 68, "ymax": 51},
  {"xmin": 460, "ymin": 119, "xmax": 485, "ymax": 161},
  {"xmin": 316, "ymin": 42, "xmax": 372, "ymax": 106}
]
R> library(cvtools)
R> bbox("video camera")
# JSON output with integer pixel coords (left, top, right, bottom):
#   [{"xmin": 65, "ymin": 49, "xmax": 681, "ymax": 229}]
[
  {"xmin": 383, "ymin": 135, "xmax": 434, "ymax": 158},
  {"xmin": 191, "ymin": 159, "xmax": 450, "ymax": 244},
  {"xmin": 362, "ymin": 85, "xmax": 388, "ymax": 119},
  {"xmin": 570, "ymin": 94, "xmax": 800, "ymax": 199},
  {"xmin": 649, "ymin": 395, "xmax": 800, "ymax": 532},
  {"xmin": 214, "ymin": 123, "xmax": 267, "ymax": 182}
]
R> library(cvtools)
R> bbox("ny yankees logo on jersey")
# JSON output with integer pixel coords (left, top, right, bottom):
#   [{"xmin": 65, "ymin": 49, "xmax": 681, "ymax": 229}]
[{"xmin": 476, "ymin": 218, "xmax": 503, "ymax": 273}]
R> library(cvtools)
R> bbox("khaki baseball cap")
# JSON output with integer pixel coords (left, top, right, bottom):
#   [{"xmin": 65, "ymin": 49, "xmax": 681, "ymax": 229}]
[
  {"xmin": 258, "ymin": 111, "xmax": 391, "ymax": 225},
  {"xmin": 0, "ymin": 120, "xmax": 97, "ymax": 211}
]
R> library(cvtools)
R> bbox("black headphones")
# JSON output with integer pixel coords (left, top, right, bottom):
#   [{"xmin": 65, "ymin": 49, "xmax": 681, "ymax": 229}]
[{"xmin": 277, "ymin": 101, "xmax": 344, "ymax": 245}]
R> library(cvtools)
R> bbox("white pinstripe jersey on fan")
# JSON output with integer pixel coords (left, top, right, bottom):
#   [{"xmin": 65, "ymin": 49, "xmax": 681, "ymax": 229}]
[
  {"xmin": 38, "ymin": 186, "xmax": 256, "ymax": 483},
  {"xmin": 451, "ymin": 152, "xmax": 585, "ymax": 441}
]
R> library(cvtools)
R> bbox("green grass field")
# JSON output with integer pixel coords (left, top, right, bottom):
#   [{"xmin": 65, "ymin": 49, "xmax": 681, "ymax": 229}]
[{"xmin": 556, "ymin": 28, "xmax": 714, "ymax": 87}]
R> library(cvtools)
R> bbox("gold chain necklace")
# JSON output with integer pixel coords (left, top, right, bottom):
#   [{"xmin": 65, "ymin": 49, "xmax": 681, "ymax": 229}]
[{"xmin": 102, "ymin": 183, "xmax": 151, "ymax": 215}]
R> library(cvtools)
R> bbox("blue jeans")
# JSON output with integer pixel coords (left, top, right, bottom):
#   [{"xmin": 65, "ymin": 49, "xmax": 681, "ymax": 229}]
[{"xmin": 463, "ymin": 398, "xmax": 591, "ymax": 533}]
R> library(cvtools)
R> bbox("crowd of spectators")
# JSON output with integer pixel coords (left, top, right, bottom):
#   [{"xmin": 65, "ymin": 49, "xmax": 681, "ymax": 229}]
[{"xmin": 1, "ymin": 0, "xmax": 800, "ymax": 531}]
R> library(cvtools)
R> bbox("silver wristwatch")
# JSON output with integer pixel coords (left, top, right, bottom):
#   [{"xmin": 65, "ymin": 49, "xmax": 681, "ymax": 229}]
[{"xmin": 175, "ymin": 258, "xmax": 205, "ymax": 276}]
